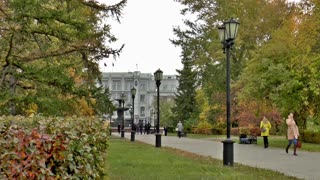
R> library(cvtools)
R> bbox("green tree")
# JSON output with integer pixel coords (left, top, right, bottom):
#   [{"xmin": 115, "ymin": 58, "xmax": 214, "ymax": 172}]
[
  {"xmin": 159, "ymin": 99, "xmax": 175, "ymax": 127},
  {"xmin": 236, "ymin": 0, "xmax": 320, "ymax": 129},
  {"xmin": 0, "ymin": 0, "xmax": 126, "ymax": 116},
  {"xmin": 171, "ymin": 53, "xmax": 198, "ymax": 127},
  {"xmin": 173, "ymin": 0, "xmax": 297, "ymax": 128}
]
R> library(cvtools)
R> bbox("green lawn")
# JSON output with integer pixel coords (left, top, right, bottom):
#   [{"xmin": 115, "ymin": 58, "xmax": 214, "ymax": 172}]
[{"xmin": 104, "ymin": 137, "xmax": 299, "ymax": 180}]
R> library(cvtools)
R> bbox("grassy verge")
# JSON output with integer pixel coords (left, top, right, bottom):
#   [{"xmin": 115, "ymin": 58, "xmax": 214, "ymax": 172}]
[{"xmin": 104, "ymin": 137, "xmax": 299, "ymax": 180}]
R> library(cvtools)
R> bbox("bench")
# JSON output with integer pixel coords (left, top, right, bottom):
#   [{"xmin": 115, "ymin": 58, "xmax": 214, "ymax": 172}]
[{"xmin": 239, "ymin": 134, "xmax": 257, "ymax": 144}]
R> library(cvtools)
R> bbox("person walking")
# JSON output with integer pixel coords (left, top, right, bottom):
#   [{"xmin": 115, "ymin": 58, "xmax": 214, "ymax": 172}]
[
  {"xmin": 139, "ymin": 123, "xmax": 143, "ymax": 135},
  {"xmin": 117, "ymin": 123, "xmax": 121, "ymax": 134},
  {"xmin": 163, "ymin": 125, "xmax": 168, "ymax": 136},
  {"xmin": 176, "ymin": 121, "xmax": 183, "ymax": 138},
  {"xmin": 286, "ymin": 113, "xmax": 300, "ymax": 156},
  {"xmin": 260, "ymin": 116, "xmax": 271, "ymax": 148}
]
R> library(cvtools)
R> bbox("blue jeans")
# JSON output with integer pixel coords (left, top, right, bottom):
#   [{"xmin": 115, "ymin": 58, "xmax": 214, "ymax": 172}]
[{"xmin": 288, "ymin": 138, "xmax": 297, "ymax": 146}]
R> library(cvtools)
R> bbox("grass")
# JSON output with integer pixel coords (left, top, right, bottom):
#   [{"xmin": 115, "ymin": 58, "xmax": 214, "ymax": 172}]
[
  {"xmin": 168, "ymin": 133, "xmax": 320, "ymax": 152},
  {"xmin": 104, "ymin": 137, "xmax": 299, "ymax": 180}
]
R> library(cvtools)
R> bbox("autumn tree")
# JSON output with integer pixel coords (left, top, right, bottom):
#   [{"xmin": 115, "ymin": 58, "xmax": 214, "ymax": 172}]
[
  {"xmin": 237, "ymin": 0, "xmax": 320, "ymax": 129},
  {"xmin": 173, "ymin": 0, "xmax": 299, "ymax": 130},
  {"xmin": 0, "ymin": 0, "xmax": 126, "ymax": 116}
]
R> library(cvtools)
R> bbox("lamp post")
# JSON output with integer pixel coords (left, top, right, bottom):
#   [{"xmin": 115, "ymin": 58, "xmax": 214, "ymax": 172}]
[
  {"xmin": 130, "ymin": 87, "xmax": 136, "ymax": 141},
  {"xmin": 218, "ymin": 18, "xmax": 240, "ymax": 166},
  {"xmin": 154, "ymin": 69, "xmax": 163, "ymax": 148},
  {"xmin": 120, "ymin": 93, "xmax": 126, "ymax": 138}
]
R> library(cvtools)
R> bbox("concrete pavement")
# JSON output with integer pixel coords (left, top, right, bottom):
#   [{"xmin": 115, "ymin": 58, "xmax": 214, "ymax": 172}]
[{"xmin": 113, "ymin": 133, "xmax": 320, "ymax": 180}]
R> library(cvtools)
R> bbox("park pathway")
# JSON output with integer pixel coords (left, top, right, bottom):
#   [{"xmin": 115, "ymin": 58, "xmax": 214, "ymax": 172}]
[{"xmin": 113, "ymin": 133, "xmax": 320, "ymax": 180}]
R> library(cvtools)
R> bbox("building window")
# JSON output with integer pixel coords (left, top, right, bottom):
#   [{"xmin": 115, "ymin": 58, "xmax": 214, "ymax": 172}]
[
  {"xmin": 140, "ymin": 83, "xmax": 146, "ymax": 90},
  {"xmin": 163, "ymin": 85, "xmax": 167, "ymax": 90},
  {"xmin": 140, "ymin": 107, "xmax": 145, "ymax": 116},
  {"xmin": 125, "ymin": 81, "xmax": 133, "ymax": 90},
  {"xmin": 140, "ymin": 94, "xmax": 145, "ymax": 102},
  {"xmin": 112, "ymin": 80, "xmax": 121, "ymax": 90}
]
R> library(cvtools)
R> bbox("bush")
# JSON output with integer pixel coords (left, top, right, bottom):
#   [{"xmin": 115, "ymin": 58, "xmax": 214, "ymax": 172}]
[
  {"xmin": 192, "ymin": 121, "xmax": 213, "ymax": 135},
  {"xmin": 237, "ymin": 127, "xmax": 261, "ymax": 136},
  {"xmin": 250, "ymin": 127, "xmax": 261, "ymax": 136},
  {"xmin": 301, "ymin": 131, "xmax": 320, "ymax": 144},
  {"xmin": 0, "ymin": 116, "xmax": 109, "ymax": 179},
  {"xmin": 239, "ymin": 127, "xmax": 250, "ymax": 135},
  {"xmin": 211, "ymin": 128, "xmax": 225, "ymax": 135},
  {"xmin": 231, "ymin": 128, "xmax": 240, "ymax": 136},
  {"xmin": 167, "ymin": 126, "xmax": 175, "ymax": 133}
]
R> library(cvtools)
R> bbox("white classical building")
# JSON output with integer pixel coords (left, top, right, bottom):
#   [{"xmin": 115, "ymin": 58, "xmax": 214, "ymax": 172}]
[{"xmin": 102, "ymin": 71, "xmax": 178, "ymax": 127}]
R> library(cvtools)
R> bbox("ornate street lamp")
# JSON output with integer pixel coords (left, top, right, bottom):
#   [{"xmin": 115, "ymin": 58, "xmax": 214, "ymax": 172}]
[
  {"xmin": 130, "ymin": 87, "xmax": 136, "ymax": 141},
  {"xmin": 218, "ymin": 18, "xmax": 239, "ymax": 166},
  {"xmin": 120, "ymin": 93, "xmax": 126, "ymax": 138},
  {"xmin": 154, "ymin": 69, "xmax": 163, "ymax": 148}
]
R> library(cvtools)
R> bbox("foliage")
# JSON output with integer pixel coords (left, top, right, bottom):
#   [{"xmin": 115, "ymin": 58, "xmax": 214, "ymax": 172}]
[
  {"xmin": 211, "ymin": 128, "xmax": 225, "ymax": 135},
  {"xmin": 0, "ymin": 0, "xmax": 126, "ymax": 116},
  {"xmin": 171, "ymin": 34, "xmax": 199, "ymax": 127},
  {"xmin": 159, "ymin": 99, "xmax": 175, "ymax": 127},
  {"xmin": 192, "ymin": 120, "xmax": 213, "ymax": 135},
  {"xmin": 174, "ymin": 0, "xmax": 320, "ymax": 134},
  {"xmin": 0, "ymin": 115, "xmax": 109, "ymax": 179},
  {"xmin": 231, "ymin": 128, "xmax": 240, "ymax": 136},
  {"xmin": 236, "ymin": 0, "xmax": 320, "ymax": 129},
  {"xmin": 301, "ymin": 131, "xmax": 320, "ymax": 144},
  {"xmin": 239, "ymin": 127, "xmax": 261, "ymax": 136}
]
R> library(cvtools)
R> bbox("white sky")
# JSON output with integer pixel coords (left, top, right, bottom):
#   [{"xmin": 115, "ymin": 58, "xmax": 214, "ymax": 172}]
[
  {"xmin": 98, "ymin": 0, "xmax": 186, "ymax": 75},
  {"xmin": 98, "ymin": 0, "xmax": 300, "ymax": 75}
]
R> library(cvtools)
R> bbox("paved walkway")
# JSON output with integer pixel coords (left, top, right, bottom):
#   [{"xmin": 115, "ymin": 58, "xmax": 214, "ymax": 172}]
[{"xmin": 113, "ymin": 133, "xmax": 320, "ymax": 180}]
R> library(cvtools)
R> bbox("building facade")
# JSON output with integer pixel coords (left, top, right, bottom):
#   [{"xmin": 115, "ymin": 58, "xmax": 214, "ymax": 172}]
[{"xmin": 102, "ymin": 71, "xmax": 178, "ymax": 127}]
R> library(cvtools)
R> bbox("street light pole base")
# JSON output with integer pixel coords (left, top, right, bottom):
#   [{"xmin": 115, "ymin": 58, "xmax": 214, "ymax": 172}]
[
  {"xmin": 131, "ymin": 131, "xmax": 135, "ymax": 141},
  {"xmin": 155, "ymin": 133, "xmax": 161, "ymax": 147},
  {"xmin": 222, "ymin": 139, "xmax": 234, "ymax": 166},
  {"xmin": 121, "ymin": 130, "xmax": 125, "ymax": 138}
]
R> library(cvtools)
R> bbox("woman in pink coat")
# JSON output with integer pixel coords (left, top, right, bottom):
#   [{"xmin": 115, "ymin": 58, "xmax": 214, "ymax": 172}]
[{"xmin": 285, "ymin": 113, "xmax": 300, "ymax": 156}]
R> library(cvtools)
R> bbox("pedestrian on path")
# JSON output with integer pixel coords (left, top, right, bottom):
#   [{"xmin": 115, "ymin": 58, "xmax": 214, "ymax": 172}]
[
  {"xmin": 139, "ymin": 123, "xmax": 143, "ymax": 134},
  {"xmin": 117, "ymin": 124, "xmax": 121, "ymax": 134},
  {"xmin": 164, "ymin": 125, "xmax": 168, "ymax": 136},
  {"xmin": 286, "ymin": 113, "xmax": 300, "ymax": 156},
  {"xmin": 176, "ymin": 121, "xmax": 183, "ymax": 138},
  {"xmin": 260, "ymin": 116, "xmax": 271, "ymax": 148}
]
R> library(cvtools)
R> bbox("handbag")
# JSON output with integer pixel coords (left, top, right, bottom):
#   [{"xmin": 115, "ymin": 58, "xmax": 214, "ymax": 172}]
[
  {"xmin": 296, "ymin": 140, "xmax": 302, "ymax": 148},
  {"xmin": 261, "ymin": 127, "xmax": 266, "ymax": 132}
]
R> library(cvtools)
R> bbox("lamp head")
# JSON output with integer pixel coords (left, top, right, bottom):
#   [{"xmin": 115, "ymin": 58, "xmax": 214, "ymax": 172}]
[
  {"xmin": 218, "ymin": 25, "xmax": 226, "ymax": 43},
  {"xmin": 224, "ymin": 18, "xmax": 240, "ymax": 41},
  {"xmin": 131, "ymin": 87, "xmax": 136, "ymax": 96},
  {"xmin": 154, "ymin": 69, "xmax": 163, "ymax": 81}
]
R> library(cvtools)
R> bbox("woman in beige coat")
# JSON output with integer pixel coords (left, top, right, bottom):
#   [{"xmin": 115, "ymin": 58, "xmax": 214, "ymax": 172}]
[{"xmin": 286, "ymin": 113, "xmax": 299, "ymax": 156}]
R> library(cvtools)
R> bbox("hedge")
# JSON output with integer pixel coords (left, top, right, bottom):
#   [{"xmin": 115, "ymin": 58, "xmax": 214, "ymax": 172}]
[
  {"xmin": 0, "ymin": 115, "xmax": 109, "ymax": 179},
  {"xmin": 300, "ymin": 130, "xmax": 320, "ymax": 144}
]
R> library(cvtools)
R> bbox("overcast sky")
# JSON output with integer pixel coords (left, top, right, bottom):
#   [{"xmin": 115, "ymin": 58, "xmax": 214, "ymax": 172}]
[
  {"xmin": 98, "ymin": 0, "xmax": 186, "ymax": 75},
  {"xmin": 98, "ymin": 0, "xmax": 300, "ymax": 75}
]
